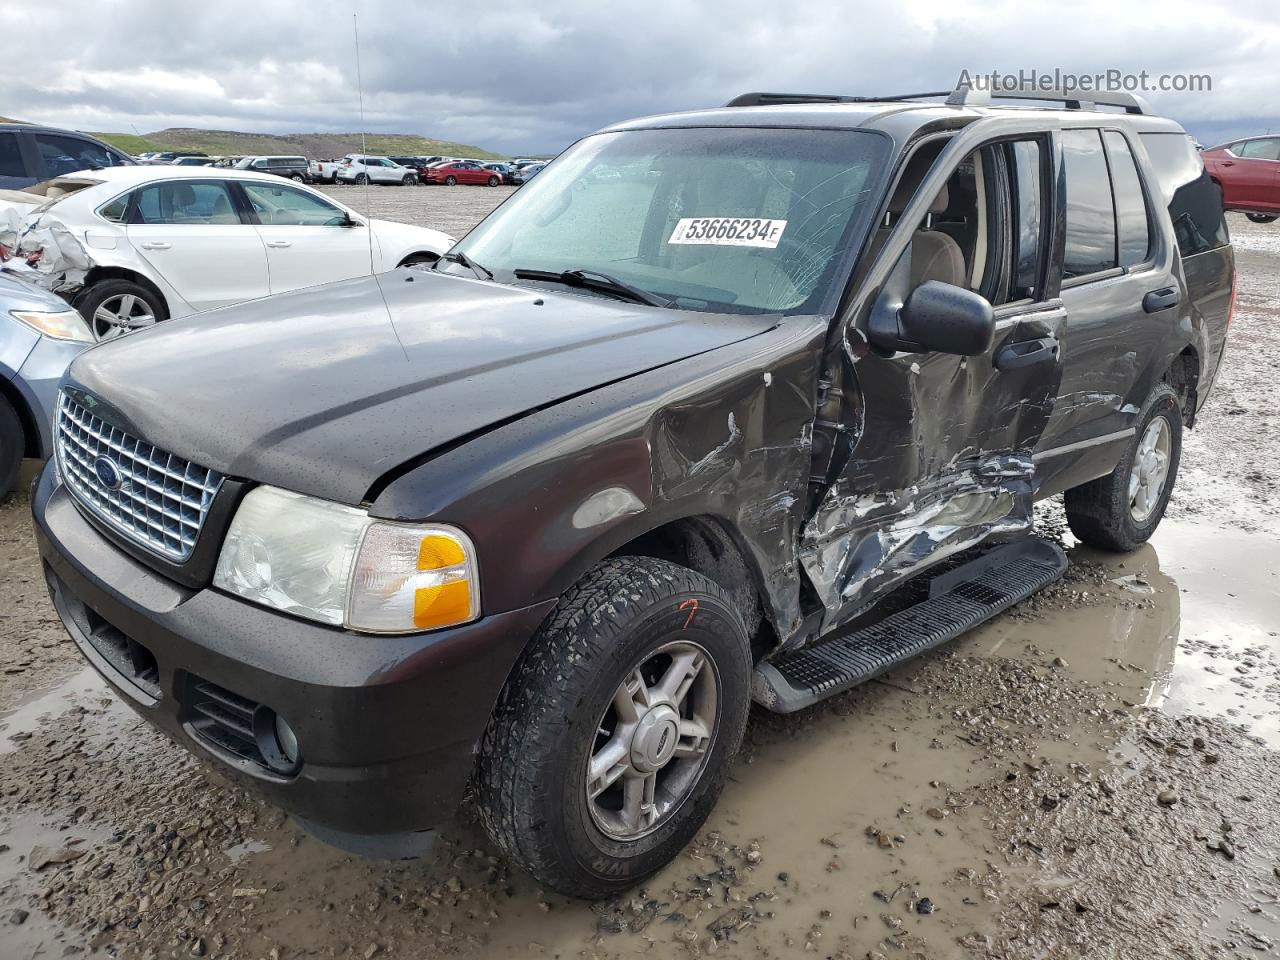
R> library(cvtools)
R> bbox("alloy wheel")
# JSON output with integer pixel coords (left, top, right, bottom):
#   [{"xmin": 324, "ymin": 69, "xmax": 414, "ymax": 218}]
[
  {"xmin": 585, "ymin": 640, "xmax": 719, "ymax": 841},
  {"xmin": 92, "ymin": 293, "xmax": 157, "ymax": 341},
  {"xmin": 1129, "ymin": 417, "xmax": 1172, "ymax": 523}
]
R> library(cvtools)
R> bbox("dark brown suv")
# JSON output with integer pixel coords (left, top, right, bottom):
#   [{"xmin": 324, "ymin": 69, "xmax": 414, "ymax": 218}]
[{"xmin": 33, "ymin": 83, "xmax": 1233, "ymax": 899}]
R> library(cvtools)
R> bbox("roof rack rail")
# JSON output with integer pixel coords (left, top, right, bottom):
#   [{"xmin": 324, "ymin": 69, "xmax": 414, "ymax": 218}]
[
  {"xmin": 724, "ymin": 92, "xmax": 951, "ymax": 108},
  {"xmin": 725, "ymin": 83, "xmax": 1150, "ymax": 115},
  {"xmin": 945, "ymin": 81, "xmax": 1150, "ymax": 115}
]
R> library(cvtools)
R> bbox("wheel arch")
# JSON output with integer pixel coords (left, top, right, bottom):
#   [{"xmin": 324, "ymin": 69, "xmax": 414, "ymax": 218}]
[
  {"xmin": 396, "ymin": 250, "xmax": 440, "ymax": 268},
  {"xmin": 0, "ymin": 376, "xmax": 42, "ymax": 459},
  {"xmin": 604, "ymin": 513, "xmax": 777, "ymax": 661},
  {"xmin": 1163, "ymin": 345, "xmax": 1200, "ymax": 427},
  {"xmin": 75, "ymin": 267, "xmax": 171, "ymax": 320}
]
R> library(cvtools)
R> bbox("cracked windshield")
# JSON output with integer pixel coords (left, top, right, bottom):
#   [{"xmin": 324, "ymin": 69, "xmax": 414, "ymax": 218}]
[{"xmin": 454, "ymin": 127, "xmax": 888, "ymax": 314}]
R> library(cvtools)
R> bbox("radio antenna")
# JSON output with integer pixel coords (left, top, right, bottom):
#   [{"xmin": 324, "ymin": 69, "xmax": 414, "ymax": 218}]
[{"xmin": 353, "ymin": 12, "xmax": 375, "ymax": 274}]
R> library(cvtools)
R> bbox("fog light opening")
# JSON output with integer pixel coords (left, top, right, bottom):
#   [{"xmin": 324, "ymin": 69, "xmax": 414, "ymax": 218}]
[{"xmin": 252, "ymin": 706, "xmax": 302, "ymax": 775}]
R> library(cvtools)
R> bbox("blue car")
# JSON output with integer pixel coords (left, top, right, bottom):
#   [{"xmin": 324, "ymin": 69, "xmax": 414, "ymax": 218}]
[{"xmin": 0, "ymin": 271, "xmax": 96, "ymax": 495}]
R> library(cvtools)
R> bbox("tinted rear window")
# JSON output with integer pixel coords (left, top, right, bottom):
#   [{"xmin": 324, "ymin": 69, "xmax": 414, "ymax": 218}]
[{"xmin": 1140, "ymin": 132, "xmax": 1230, "ymax": 257}]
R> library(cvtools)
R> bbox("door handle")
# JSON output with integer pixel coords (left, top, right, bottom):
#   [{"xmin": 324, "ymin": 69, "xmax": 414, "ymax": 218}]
[
  {"xmin": 1143, "ymin": 286, "xmax": 1181, "ymax": 313},
  {"xmin": 1221, "ymin": 160, "xmax": 1235, "ymax": 167},
  {"xmin": 265, "ymin": 240, "xmax": 293, "ymax": 248},
  {"xmin": 138, "ymin": 241, "xmax": 171, "ymax": 250},
  {"xmin": 994, "ymin": 336, "xmax": 1059, "ymax": 371}
]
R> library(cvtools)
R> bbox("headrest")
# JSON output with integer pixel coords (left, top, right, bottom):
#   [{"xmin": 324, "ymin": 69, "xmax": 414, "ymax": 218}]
[{"xmin": 889, "ymin": 179, "xmax": 950, "ymax": 217}]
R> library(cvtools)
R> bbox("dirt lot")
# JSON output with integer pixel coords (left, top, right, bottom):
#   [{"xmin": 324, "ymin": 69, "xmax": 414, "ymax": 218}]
[{"xmin": 1, "ymin": 192, "xmax": 1278, "ymax": 960}]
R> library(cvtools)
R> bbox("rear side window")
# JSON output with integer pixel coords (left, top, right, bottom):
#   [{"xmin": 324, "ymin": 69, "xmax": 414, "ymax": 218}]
[
  {"xmin": 134, "ymin": 181, "xmax": 240, "ymax": 224},
  {"xmin": 1102, "ymin": 132, "xmax": 1151, "ymax": 267},
  {"xmin": 1140, "ymin": 132, "xmax": 1229, "ymax": 257},
  {"xmin": 1061, "ymin": 129, "xmax": 1117, "ymax": 278},
  {"xmin": 0, "ymin": 132, "xmax": 24, "ymax": 177},
  {"xmin": 1237, "ymin": 138, "xmax": 1280, "ymax": 160},
  {"xmin": 33, "ymin": 133, "xmax": 124, "ymax": 176}
]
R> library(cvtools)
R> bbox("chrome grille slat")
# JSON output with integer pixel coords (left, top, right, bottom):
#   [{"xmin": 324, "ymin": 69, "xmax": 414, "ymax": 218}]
[{"xmin": 56, "ymin": 392, "xmax": 223, "ymax": 562}]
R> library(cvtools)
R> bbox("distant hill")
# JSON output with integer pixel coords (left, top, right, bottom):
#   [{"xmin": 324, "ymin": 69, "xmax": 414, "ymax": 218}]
[{"xmin": 91, "ymin": 127, "xmax": 505, "ymax": 161}]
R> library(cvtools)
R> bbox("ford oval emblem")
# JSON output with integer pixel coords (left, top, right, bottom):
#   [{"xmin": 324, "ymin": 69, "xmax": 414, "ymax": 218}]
[{"xmin": 94, "ymin": 456, "xmax": 122, "ymax": 491}]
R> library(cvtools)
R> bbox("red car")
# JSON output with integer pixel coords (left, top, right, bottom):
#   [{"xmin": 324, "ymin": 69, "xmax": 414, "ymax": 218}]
[
  {"xmin": 423, "ymin": 160, "xmax": 503, "ymax": 187},
  {"xmin": 1200, "ymin": 136, "xmax": 1280, "ymax": 223}
]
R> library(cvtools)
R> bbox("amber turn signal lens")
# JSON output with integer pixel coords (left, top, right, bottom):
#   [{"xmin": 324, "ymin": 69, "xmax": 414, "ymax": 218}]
[
  {"xmin": 413, "ymin": 578, "xmax": 473, "ymax": 630},
  {"xmin": 418, "ymin": 534, "xmax": 467, "ymax": 570}
]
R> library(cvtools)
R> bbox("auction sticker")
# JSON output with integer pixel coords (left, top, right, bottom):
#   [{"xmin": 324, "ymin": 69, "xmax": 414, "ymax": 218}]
[{"xmin": 668, "ymin": 217, "xmax": 787, "ymax": 248}]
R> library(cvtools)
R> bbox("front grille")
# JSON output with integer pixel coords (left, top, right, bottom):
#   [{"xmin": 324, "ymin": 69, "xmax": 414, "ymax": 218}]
[{"xmin": 56, "ymin": 392, "xmax": 223, "ymax": 562}]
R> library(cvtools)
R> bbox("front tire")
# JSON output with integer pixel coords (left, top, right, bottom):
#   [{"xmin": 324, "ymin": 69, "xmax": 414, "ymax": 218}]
[
  {"xmin": 487, "ymin": 175, "xmax": 500, "ymax": 187},
  {"xmin": 476, "ymin": 557, "xmax": 752, "ymax": 899},
  {"xmin": 290, "ymin": 174, "xmax": 305, "ymax": 182},
  {"xmin": 0, "ymin": 395, "xmax": 23, "ymax": 498},
  {"xmin": 444, "ymin": 175, "xmax": 457, "ymax": 186},
  {"xmin": 1246, "ymin": 213, "xmax": 1278, "ymax": 224},
  {"xmin": 1064, "ymin": 382, "xmax": 1182, "ymax": 551}
]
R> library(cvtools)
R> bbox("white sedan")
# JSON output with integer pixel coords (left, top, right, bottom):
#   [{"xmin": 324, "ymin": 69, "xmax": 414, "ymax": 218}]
[{"xmin": 0, "ymin": 166, "xmax": 453, "ymax": 340}]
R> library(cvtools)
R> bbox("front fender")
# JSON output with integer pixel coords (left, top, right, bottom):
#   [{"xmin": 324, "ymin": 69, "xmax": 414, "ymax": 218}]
[{"xmin": 368, "ymin": 315, "xmax": 827, "ymax": 643}]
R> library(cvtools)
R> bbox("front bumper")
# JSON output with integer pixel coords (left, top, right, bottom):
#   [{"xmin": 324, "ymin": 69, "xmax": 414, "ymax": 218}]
[{"xmin": 32, "ymin": 467, "xmax": 554, "ymax": 836}]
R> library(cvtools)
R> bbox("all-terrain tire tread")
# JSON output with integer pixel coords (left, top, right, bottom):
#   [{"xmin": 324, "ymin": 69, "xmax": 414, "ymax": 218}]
[{"xmin": 475, "ymin": 556, "xmax": 747, "ymax": 897}]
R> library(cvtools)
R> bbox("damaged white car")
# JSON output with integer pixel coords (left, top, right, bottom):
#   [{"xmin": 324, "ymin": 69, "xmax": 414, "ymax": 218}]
[{"xmin": 0, "ymin": 167, "xmax": 454, "ymax": 340}]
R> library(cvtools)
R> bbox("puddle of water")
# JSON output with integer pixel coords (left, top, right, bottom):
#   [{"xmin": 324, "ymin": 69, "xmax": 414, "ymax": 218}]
[
  {"xmin": 0, "ymin": 666, "xmax": 107, "ymax": 756},
  {"xmin": 224, "ymin": 839, "xmax": 272, "ymax": 865}
]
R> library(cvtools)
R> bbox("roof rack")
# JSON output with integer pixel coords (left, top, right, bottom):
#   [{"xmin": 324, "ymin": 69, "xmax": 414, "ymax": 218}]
[{"xmin": 725, "ymin": 82, "xmax": 1150, "ymax": 115}]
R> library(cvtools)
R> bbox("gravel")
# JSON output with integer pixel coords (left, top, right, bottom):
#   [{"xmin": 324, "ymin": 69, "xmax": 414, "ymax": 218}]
[{"xmin": 1, "ymin": 198, "xmax": 1278, "ymax": 959}]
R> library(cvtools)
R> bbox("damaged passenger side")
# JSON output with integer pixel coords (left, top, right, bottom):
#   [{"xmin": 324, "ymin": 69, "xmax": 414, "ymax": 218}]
[{"xmin": 800, "ymin": 132, "xmax": 1064, "ymax": 635}]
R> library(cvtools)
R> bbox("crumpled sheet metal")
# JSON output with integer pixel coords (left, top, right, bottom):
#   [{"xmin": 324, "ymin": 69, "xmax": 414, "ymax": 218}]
[
  {"xmin": 0, "ymin": 206, "xmax": 91, "ymax": 292},
  {"xmin": 799, "ymin": 453, "xmax": 1035, "ymax": 630},
  {"xmin": 651, "ymin": 366, "xmax": 818, "ymax": 643}
]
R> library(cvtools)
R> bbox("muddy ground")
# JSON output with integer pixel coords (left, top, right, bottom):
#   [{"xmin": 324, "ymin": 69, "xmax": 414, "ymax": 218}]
[{"xmin": 1, "ymin": 197, "xmax": 1277, "ymax": 960}]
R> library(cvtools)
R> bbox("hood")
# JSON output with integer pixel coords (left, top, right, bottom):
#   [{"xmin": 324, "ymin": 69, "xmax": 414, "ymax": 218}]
[{"xmin": 68, "ymin": 271, "xmax": 779, "ymax": 504}]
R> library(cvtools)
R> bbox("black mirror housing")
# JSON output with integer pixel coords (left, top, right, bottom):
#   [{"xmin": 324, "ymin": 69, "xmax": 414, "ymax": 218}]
[{"xmin": 868, "ymin": 280, "xmax": 995, "ymax": 356}]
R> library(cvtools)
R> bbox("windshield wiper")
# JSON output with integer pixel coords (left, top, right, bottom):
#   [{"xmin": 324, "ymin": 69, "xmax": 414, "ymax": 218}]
[
  {"xmin": 512, "ymin": 268, "xmax": 671, "ymax": 308},
  {"xmin": 434, "ymin": 250, "xmax": 494, "ymax": 281}
]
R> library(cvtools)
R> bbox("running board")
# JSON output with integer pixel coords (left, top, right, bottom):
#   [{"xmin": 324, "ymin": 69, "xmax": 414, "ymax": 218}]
[{"xmin": 753, "ymin": 538, "xmax": 1067, "ymax": 713}]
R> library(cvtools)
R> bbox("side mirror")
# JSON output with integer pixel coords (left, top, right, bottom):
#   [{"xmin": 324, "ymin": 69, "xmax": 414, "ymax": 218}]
[{"xmin": 868, "ymin": 280, "xmax": 995, "ymax": 356}]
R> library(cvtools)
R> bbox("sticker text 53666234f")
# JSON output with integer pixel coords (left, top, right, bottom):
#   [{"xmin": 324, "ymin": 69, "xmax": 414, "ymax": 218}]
[{"xmin": 668, "ymin": 217, "xmax": 788, "ymax": 249}]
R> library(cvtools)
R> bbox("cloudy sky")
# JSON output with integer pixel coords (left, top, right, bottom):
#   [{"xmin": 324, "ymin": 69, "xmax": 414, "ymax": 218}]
[{"xmin": 6, "ymin": 0, "xmax": 1279, "ymax": 154}]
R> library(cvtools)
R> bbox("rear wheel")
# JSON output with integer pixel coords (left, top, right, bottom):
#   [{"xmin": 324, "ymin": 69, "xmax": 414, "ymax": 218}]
[
  {"xmin": 75, "ymin": 279, "xmax": 168, "ymax": 342},
  {"xmin": 0, "ymin": 395, "xmax": 23, "ymax": 498},
  {"xmin": 1246, "ymin": 213, "xmax": 1278, "ymax": 224},
  {"xmin": 290, "ymin": 174, "xmax": 305, "ymax": 182},
  {"xmin": 355, "ymin": 173, "xmax": 369, "ymax": 186},
  {"xmin": 476, "ymin": 557, "xmax": 752, "ymax": 899},
  {"xmin": 1064, "ymin": 382, "xmax": 1182, "ymax": 551}
]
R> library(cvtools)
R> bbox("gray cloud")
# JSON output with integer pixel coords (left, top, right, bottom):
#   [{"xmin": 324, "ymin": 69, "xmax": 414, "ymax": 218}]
[{"xmin": 5, "ymin": 0, "xmax": 1279, "ymax": 153}]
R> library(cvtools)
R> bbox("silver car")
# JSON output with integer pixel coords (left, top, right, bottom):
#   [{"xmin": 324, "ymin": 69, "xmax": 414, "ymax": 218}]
[
  {"xmin": 0, "ymin": 271, "xmax": 95, "ymax": 495},
  {"xmin": 336, "ymin": 155, "xmax": 419, "ymax": 186}
]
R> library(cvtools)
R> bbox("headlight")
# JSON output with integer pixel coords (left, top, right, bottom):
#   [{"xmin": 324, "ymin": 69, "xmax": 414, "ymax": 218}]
[
  {"xmin": 213, "ymin": 486, "xmax": 480, "ymax": 633},
  {"xmin": 10, "ymin": 308, "xmax": 94, "ymax": 343}
]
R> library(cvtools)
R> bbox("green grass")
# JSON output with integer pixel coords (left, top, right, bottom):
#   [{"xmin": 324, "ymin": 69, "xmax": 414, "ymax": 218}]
[
  {"xmin": 91, "ymin": 128, "xmax": 505, "ymax": 161},
  {"xmin": 90, "ymin": 133, "xmax": 166, "ymax": 155}
]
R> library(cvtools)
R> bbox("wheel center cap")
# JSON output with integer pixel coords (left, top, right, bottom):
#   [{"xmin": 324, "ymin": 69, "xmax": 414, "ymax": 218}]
[{"xmin": 631, "ymin": 705, "xmax": 680, "ymax": 773}]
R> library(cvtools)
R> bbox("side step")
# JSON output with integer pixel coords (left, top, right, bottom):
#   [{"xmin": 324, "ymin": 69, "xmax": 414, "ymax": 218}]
[{"xmin": 753, "ymin": 537, "xmax": 1067, "ymax": 713}]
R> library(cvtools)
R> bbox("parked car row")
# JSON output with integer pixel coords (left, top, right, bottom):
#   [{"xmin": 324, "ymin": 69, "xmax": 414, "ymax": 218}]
[{"xmin": 306, "ymin": 154, "xmax": 551, "ymax": 187}]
